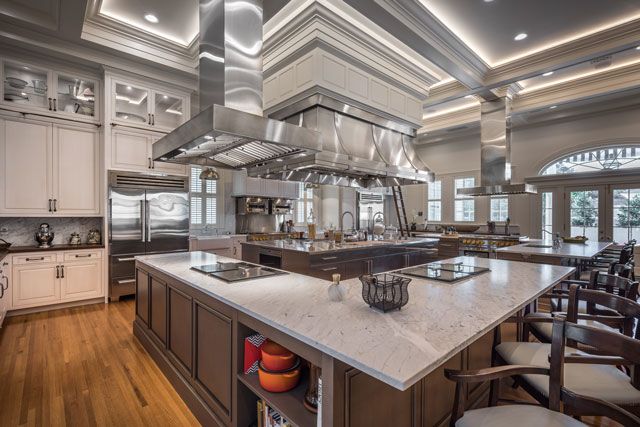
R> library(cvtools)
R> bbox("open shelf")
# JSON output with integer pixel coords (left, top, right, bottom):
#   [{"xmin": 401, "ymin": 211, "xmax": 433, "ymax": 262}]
[{"xmin": 238, "ymin": 372, "xmax": 317, "ymax": 427}]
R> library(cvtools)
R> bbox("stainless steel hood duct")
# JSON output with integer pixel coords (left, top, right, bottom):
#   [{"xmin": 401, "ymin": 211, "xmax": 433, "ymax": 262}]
[
  {"xmin": 248, "ymin": 94, "xmax": 434, "ymax": 188},
  {"xmin": 457, "ymin": 97, "xmax": 536, "ymax": 196},
  {"xmin": 152, "ymin": 0, "xmax": 322, "ymax": 168}
]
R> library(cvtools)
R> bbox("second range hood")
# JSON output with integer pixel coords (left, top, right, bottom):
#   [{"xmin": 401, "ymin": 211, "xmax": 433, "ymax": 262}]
[
  {"xmin": 248, "ymin": 94, "xmax": 434, "ymax": 188},
  {"xmin": 457, "ymin": 97, "xmax": 536, "ymax": 196}
]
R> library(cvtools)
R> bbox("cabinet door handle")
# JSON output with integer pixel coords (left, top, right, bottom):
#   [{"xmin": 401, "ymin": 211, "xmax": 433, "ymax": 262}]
[
  {"xmin": 53, "ymin": 98, "xmax": 57, "ymax": 111},
  {"xmin": 321, "ymin": 256, "xmax": 338, "ymax": 261},
  {"xmin": 148, "ymin": 113, "xmax": 151, "ymax": 124},
  {"xmin": 75, "ymin": 254, "xmax": 92, "ymax": 258},
  {"xmin": 26, "ymin": 257, "xmax": 45, "ymax": 262},
  {"xmin": 56, "ymin": 265, "xmax": 60, "ymax": 279},
  {"xmin": 61, "ymin": 265, "xmax": 64, "ymax": 278},
  {"xmin": 321, "ymin": 267, "xmax": 338, "ymax": 272},
  {"xmin": 117, "ymin": 279, "xmax": 136, "ymax": 285},
  {"xmin": 48, "ymin": 98, "xmax": 52, "ymax": 111},
  {"xmin": 151, "ymin": 114, "xmax": 155, "ymax": 126},
  {"xmin": 53, "ymin": 199, "xmax": 57, "ymax": 212},
  {"xmin": 148, "ymin": 157, "xmax": 152, "ymax": 169},
  {"xmin": 117, "ymin": 257, "xmax": 136, "ymax": 262},
  {"xmin": 1, "ymin": 276, "xmax": 8, "ymax": 291},
  {"xmin": 48, "ymin": 198, "xmax": 53, "ymax": 212}
]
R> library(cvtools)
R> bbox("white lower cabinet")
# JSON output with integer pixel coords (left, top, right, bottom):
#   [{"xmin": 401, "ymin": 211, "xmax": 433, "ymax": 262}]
[{"xmin": 11, "ymin": 249, "xmax": 103, "ymax": 310}]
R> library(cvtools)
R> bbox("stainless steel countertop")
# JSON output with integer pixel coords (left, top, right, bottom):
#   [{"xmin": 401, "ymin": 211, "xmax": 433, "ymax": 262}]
[{"xmin": 241, "ymin": 237, "xmax": 439, "ymax": 254}]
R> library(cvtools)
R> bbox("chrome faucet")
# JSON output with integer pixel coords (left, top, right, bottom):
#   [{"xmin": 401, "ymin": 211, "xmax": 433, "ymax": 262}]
[
  {"xmin": 340, "ymin": 211, "xmax": 355, "ymax": 231},
  {"xmin": 542, "ymin": 229, "xmax": 561, "ymax": 248}
]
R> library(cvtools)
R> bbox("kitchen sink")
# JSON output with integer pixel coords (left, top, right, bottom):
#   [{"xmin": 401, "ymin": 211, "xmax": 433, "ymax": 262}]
[{"xmin": 525, "ymin": 244, "xmax": 553, "ymax": 248}]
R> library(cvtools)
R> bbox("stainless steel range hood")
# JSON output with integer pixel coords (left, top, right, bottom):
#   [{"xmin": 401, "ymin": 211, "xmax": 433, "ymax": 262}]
[
  {"xmin": 152, "ymin": 0, "xmax": 322, "ymax": 169},
  {"xmin": 248, "ymin": 94, "xmax": 434, "ymax": 188},
  {"xmin": 457, "ymin": 97, "xmax": 536, "ymax": 196}
]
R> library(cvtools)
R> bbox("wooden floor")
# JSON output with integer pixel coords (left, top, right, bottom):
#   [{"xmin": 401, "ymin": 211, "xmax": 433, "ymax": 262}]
[
  {"xmin": 0, "ymin": 300, "xmax": 622, "ymax": 427},
  {"xmin": 0, "ymin": 299, "xmax": 199, "ymax": 427}
]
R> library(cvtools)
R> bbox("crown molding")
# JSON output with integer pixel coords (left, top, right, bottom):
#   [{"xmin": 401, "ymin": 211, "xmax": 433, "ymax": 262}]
[
  {"xmin": 82, "ymin": 0, "xmax": 198, "ymax": 75},
  {"xmin": 485, "ymin": 18, "xmax": 640, "ymax": 88},
  {"xmin": 263, "ymin": 1, "xmax": 439, "ymax": 97}
]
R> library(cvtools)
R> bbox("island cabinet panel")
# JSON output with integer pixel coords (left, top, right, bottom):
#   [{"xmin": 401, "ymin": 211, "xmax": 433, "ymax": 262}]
[
  {"xmin": 465, "ymin": 331, "xmax": 494, "ymax": 403},
  {"xmin": 344, "ymin": 369, "xmax": 420, "ymax": 426},
  {"xmin": 194, "ymin": 302, "xmax": 233, "ymax": 423},
  {"xmin": 422, "ymin": 352, "xmax": 463, "ymax": 427},
  {"xmin": 150, "ymin": 277, "xmax": 167, "ymax": 345},
  {"xmin": 135, "ymin": 269, "xmax": 149, "ymax": 326},
  {"xmin": 168, "ymin": 287, "xmax": 193, "ymax": 375}
]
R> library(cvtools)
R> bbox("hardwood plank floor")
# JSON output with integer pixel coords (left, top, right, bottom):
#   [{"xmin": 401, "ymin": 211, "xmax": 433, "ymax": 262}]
[
  {"xmin": 0, "ymin": 300, "xmax": 623, "ymax": 426},
  {"xmin": 0, "ymin": 299, "xmax": 199, "ymax": 427}
]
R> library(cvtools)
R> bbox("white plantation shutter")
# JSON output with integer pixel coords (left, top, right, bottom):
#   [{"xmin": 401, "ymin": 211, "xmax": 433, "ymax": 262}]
[
  {"xmin": 190, "ymin": 166, "xmax": 218, "ymax": 227},
  {"xmin": 294, "ymin": 183, "xmax": 314, "ymax": 225}
]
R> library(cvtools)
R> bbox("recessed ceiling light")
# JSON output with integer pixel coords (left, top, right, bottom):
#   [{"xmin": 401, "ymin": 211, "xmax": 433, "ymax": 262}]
[
  {"xmin": 464, "ymin": 94, "xmax": 474, "ymax": 99},
  {"xmin": 204, "ymin": 135, "xmax": 214, "ymax": 140},
  {"xmin": 144, "ymin": 13, "xmax": 159, "ymax": 24},
  {"xmin": 22, "ymin": 66, "xmax": 29, "ymax": 70},
  {"xmin": 542, "ymin": 71, "xmax": 554, "ymax": 77},
  {"xmin": 163, "ymin": 95, "xmax": 168, "ymax": 99},
  {"xmin": 549, "ymin": 105, "xmax": 557, "ymax": 109},
  {"xmin": 514, "ymin": 33, "xmax": 528, "ymax": 41},
  {"xmin": 636, "ymin": 46, "xmax": 640, "ymax": 50},
  {"xmin": 126, "ymin": 86, "xmax": 132, "ymax": 91},
  {"xmin": 483, "ymin": 0, "xmax": 494, "ymax": 2}
]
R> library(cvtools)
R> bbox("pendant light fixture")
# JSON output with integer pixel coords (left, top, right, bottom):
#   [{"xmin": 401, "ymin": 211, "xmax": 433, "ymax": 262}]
[{"xmin": 199, "ymin": 167, "xmax": 220, "ymax": 181}]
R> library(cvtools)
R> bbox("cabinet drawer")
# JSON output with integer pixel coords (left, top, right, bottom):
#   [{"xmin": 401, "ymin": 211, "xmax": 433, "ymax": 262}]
[
  {"xmin": 64, "ymin": 250, "xmax": 103, "ymax": 262},
  {"xmin": 309, "ymin": 254, "xmax": 342, "ymax": 266},
  {"xmin": 309, "ymin": 263, "xmax": 344, "ymax": 280},
  {"xmin": 13, "ymin": 254, "xmax": 57, "ymax": 265}
]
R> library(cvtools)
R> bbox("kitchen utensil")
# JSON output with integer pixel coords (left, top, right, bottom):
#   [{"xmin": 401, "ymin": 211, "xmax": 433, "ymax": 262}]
[
  {"xmin": 372, "ymin": 222, "xmax": 385, "ymax": 237},
  {"xmin": 243, "ymin": 333, "xmax": 267, "ymax": 374},
  {"xmin": 0, "ymin": 238, "xmax": 12, "ymax": 250},
  {"xmin": 260, "ymin": 340, "xmax": 296, "ymax": 372},
  {"xmin": 4, "ymin": 91, "xmax": 28, "ymax": 102},
  {"xmin": 35, "ymin": 223, "xmax": 54, "ymax": 248},
  {"xmin": 304, "ymin": 363, "xmax": 321, "ymax": 413},
  {"xmin": 258, "ymin": 359, "xmax": 301, "ymax": 393},
  {"xmin": 69, "ymin": 232, "xmax": 81, "ymax": 245},
  {"xmin": 6, "ymin": 77, "xmax": 27, "ymax": 89},
  {"xmin": 328, "ymin": 273, "xmax": 346, "ymax": 302},
  {"xmin": 360, "ymin": 273, "xmax": 411, "ymax": 312},
  {"xmin": 32, "ymin": 79, "xmax": 47, "ymax": 94},
  {"xmin": 87, "ymin": 229, "xmax": 101, "ymax": 245}
]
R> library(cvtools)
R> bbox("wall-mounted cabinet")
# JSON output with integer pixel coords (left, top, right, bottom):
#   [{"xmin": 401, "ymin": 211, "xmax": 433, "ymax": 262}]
[
  {"xmin": 231, "ymin": 170, "xmax": 299, "ymax": 199},
  {"xmin": 110, "ymin": 127, "xmax": 187, "ymax": 175},
  {"xmin": 0, "ymin": 116, "xmax": 100, "ymax": 216},
  {"xmin": 1, "ymin": 58, "xmax": 100, "ymax": 124},
  {"xmin": 110, "ymin": 78, "xmax": 189, "ymax": 132}
]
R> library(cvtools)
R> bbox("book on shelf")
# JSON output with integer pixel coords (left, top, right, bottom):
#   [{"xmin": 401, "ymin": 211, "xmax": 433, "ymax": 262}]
[{"xmin": 257, "ymin": 399, "xmax": 292, "ymax": 427}]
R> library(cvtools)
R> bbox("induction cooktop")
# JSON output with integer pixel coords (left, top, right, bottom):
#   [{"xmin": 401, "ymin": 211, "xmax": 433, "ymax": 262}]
[
  {"xmin": 398, "ymin": 262, "xmax": 490, "ymax": 283},
  {"xmin": 191, "ymin": 262, "xmax": 288, "ymax": 283}
]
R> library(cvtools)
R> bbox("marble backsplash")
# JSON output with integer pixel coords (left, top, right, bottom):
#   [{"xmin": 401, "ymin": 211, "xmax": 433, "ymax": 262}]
[{"xmin": 0, "ymin": 217, "xmax": 103, "ymax": 246}]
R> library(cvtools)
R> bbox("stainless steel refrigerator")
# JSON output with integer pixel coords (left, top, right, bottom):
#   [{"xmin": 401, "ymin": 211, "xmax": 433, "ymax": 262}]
[{"xmin": 108, "ymin": 171, "xmax": 189, "ymax": 300}]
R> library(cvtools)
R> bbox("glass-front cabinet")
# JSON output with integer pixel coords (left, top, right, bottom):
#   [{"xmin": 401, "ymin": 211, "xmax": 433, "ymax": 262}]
[
  {"xmin": 1, "ymin": 58, "xmax": 100, "ymax": 123},
  {"xmin": 111, "ymin": 79, "xmax": 189, "ymax": 132}
]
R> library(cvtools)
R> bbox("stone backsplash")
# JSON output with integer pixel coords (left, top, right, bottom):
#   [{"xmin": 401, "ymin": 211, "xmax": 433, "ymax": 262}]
[{"xmin": 0, "ymin": 217, "xmax": 103, "ymax": 246}]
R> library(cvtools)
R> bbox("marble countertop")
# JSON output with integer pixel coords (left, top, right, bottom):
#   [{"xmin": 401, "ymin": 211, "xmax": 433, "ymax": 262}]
[
  {"xmin": 2, "ymin": 243, "xmax": 105, "ymax": 253},
  {"xmin": 136, "ymin": 252, "xmax": 574, "ymax": 390},
  {"xmin": 496, "ymin": 240, "xmax": 612, "ymax": 259},
  {"xmin": 241, "ymin": 237, "xmax": 439, "ymax": 254}
]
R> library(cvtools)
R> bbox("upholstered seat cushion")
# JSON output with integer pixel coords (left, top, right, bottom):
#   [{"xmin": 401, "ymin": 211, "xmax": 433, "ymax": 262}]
[
  {"xmin": 529, "ymin": 314, "xmax": 618, "ymax": 342},
  {"xmin": 456, "ymin": 405, "xmax": 586, "ymax": 427},
  {"xmin": 496, "ymin": 342, "xmax": 640, "ymax": 406}
]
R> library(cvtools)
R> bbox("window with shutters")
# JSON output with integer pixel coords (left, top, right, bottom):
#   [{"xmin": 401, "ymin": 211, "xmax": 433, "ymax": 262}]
[
  {"xmin": 190, "ymin": 166, "xmax": 218, "ymax": 228},
  {"xmin": 295, "ymin": 183, "xmax": 314, "ymax": 225},
  {"xmin": 454, "ymin": 177, "xmax": 475, "ymax": 222},
  {"xmin": 427, "ymin": 180, "xmax": 442, "ymax": 222}
]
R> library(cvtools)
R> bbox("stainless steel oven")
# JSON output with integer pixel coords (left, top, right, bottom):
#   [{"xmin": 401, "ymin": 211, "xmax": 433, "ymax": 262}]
[{"xmin": 258, "ymin": 248, "xmax": 282, "ymax": 269}]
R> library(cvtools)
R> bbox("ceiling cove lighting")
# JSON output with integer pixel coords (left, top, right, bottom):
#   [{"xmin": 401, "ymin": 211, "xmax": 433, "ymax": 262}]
[
  {"xmin": 514, "ymin": 33, "xmax": 528, "ymax": 41},
  {"xmin": 144, "ymin": 13, "xmax": 159, "ymax": 24},
  {"xmin": 542, "ymin": 71, "xmax": 554, "ymax": 77},
  {"xmin": 549, "ymin": 105, "xmax": 557, "ymax": 109}
]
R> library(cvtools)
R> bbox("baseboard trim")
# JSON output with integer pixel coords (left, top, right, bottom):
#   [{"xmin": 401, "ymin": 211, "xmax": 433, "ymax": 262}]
[{"xmin": 7, "ymin": 297, "xmax": 105, "ymax": 316}]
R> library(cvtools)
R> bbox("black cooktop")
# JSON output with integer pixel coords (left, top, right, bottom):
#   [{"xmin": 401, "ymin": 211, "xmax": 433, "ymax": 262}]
[
  {"xmin": 398, "ymin": 262, "xmax": 490, "ymax": 283},
  {"xmin": 191, "ymin": 262, "xmax": 288, "ymax": 283}
]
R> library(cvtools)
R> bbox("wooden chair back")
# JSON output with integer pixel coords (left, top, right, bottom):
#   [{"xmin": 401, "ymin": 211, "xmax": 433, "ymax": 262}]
[
  {"xmin": 549, "ymin": 317, "xmax": 640, "ymax": 426},
  {"xmin": 587, "ymin": 269, "xmax": 638, "ymax": 300}
]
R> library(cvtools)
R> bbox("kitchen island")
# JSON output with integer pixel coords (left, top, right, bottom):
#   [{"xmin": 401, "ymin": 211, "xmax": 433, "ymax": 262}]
[
  {"xmin": 134, "ymin": 252, "xmax": 574, "ymax": 427},
  {"xmin": 496, "ymin": 240, "xmax": 612, "ymax": 265},
  {"xmin": 241, "ymin": 237, "xmax": 439, "ymax": 279}
]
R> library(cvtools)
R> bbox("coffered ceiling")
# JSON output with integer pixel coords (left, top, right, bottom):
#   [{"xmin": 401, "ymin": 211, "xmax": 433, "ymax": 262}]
[{"xmin": 420, "ymin": 0, "xmax": 640, "ymax": 67}]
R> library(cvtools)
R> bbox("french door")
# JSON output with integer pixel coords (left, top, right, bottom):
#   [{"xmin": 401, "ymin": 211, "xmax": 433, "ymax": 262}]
[{"xmin": 564, "ymin": 184, "xmax": 640, "ymax": 243}]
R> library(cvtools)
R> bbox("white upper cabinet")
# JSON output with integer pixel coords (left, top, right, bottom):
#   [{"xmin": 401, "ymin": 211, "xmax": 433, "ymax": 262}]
[
  {"xmin": 110, "ymin": 78, "xmax": 189, "ymax": 132},
  {"xmin": 1, "ymin": 58, "xmax": 100, "ymax": 124},
  {"xmin": 0, "ymin": 116, "xmax": 100, "ymax": 216},
  {"xmin": 110, "ymin": 127, "xmax": 187, "ymax": 175}
]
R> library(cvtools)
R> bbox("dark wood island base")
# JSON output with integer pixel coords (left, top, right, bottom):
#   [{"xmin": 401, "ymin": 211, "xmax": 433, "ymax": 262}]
[{"xmin": 134, "ymin": 262, "xmax": 510, "ymax": 427}]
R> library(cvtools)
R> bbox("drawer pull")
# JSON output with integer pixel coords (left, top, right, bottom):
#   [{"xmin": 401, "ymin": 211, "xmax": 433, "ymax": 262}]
[
  {"xmin": 117, "ymin": 279, "xmax": 136, "ymax": 285},
  {"xmin": 26, "ymin": 257, "xmax": 45, "ymax": 262},
  {"xmin": 117, "ymin": 257, "xmax": 136, "ymax": 262},
  {"xmin": 321, "ymin": 267, "xmax": 338, "ymax": 271},
  {"xmin": 321, "ymin": 256, "xmax": 338, "ymax": 261},
  {"xmin": 75, "ymin": 254, "xmax": 92, "ymax": 258}
]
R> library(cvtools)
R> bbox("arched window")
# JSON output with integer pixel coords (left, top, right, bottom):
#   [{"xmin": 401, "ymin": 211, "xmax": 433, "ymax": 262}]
[{"xmin": 540, "ymin": 145, "xmax": 640, "ymax": 176}]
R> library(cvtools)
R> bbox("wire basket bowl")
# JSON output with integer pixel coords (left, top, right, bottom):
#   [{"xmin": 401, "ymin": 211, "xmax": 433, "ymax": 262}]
[{"xmin": 359, "ymin": 273, "xmax": 411, "ymax": 312}]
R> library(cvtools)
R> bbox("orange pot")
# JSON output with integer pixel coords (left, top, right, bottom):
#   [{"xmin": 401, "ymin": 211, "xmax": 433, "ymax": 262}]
[
  {"xmin": 258, "ymin": 360, "xmax": 301, "ymax": 393},
  {"xmin": 261, "ymin": 340, "xmax": 296, "ymax": 372}
]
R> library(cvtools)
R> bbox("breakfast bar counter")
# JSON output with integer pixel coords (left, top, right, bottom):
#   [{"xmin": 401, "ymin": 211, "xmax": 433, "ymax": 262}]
[{"xmin": 133, "ymin": 251, "xmax": 574, "ymax": 427}]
